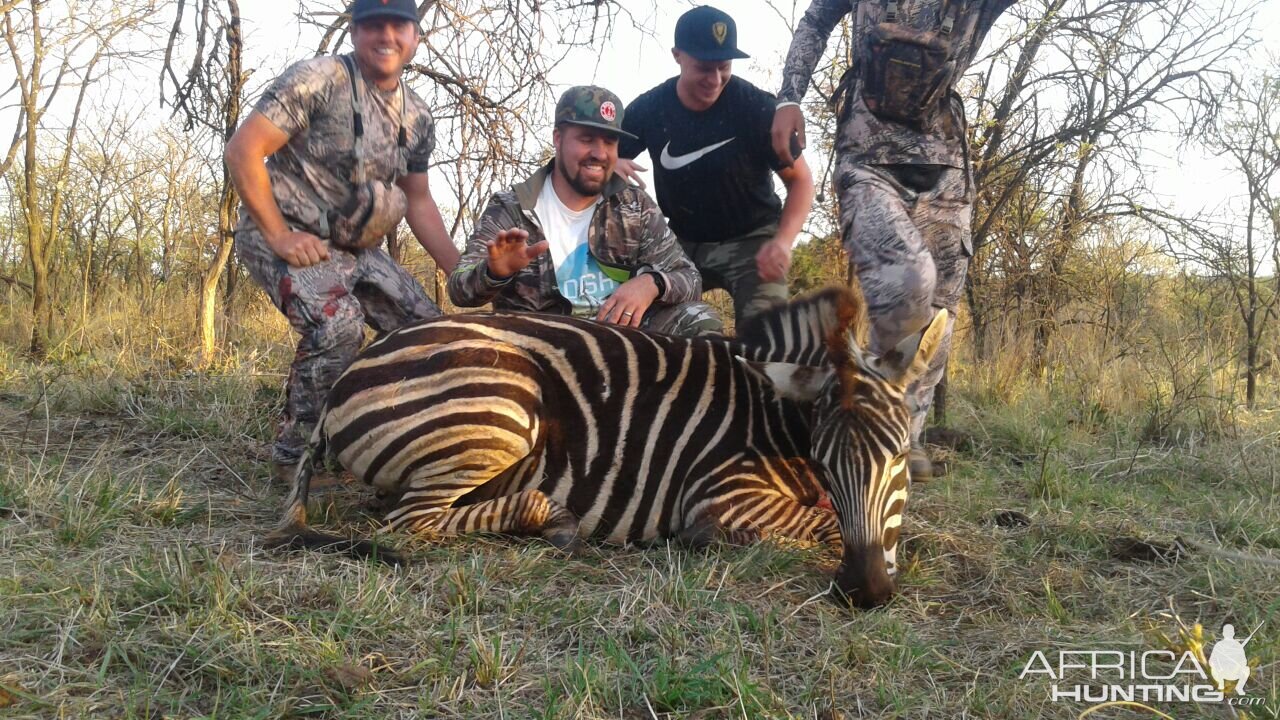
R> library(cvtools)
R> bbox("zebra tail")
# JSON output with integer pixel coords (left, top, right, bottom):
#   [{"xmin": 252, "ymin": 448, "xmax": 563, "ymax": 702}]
[{"xmin": 262, "ymin": 422, "xmax": 406, "ymax": 566}]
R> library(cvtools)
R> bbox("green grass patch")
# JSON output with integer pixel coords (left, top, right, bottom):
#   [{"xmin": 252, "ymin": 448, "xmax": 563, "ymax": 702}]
[{"xmin": 2, "ymin": 367, "xmax": 1279, "ymax": 719}]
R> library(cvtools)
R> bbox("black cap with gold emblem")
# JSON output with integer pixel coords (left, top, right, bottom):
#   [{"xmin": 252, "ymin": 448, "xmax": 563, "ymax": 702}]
[
  {"xmin": 349, "ymin": 0, "xmax": 419, "ymax": 24},
  {"xmin": 673, "ymin": 5, "xmax": 750, "ymax": 62}
]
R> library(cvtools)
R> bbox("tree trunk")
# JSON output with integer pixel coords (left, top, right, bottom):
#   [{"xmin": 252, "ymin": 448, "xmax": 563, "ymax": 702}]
[
  {"xmin": 386, "ymin": 231, "xmax": 403, "ymax": 264},
  {"xmin": 1244, "ymin": 192, "xmax": 1258, "ymax": 409},
  {"xmin": 1245, "ymin": 322, "xmax": 1257, "ymax": 408},
  {"xmin": 196, "ymin": 0, "xmax": 243, "ymax": 364},
  {"xmin": 1031, "ymin": 137, "xmax": 1093, "ymax": 376},
  {"xmin": 198, "ymin": 221, "xmax": 234, "ymax": 361},
  {"xmin": 965, "ymin": 254, "xmax": 989, "ymax": 360},
  {"xmin": 24, "ymin": 118, "xmax": 48, "ymax": 357}
]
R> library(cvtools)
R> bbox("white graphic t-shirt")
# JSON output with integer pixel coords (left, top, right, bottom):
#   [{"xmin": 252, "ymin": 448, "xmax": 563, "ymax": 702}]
[{"xmin": 536, "ymin": 179, "xmax": 618, "ymax": 316}]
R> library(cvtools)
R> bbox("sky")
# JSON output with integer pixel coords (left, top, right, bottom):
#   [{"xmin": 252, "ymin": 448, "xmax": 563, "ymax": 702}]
[
  {"xmin": 187, "ymin": 0, "xmax": 1280, "ymax": 226},
  {"xmin": 5, "ymin": 0, "xmax": 1279, "ymax": 237}
]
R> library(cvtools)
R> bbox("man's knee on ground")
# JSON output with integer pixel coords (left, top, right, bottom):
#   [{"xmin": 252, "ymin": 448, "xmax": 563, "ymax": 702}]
[{"xmin": 647, "ymin": 301, "xmax": 725, "ymax": 337}]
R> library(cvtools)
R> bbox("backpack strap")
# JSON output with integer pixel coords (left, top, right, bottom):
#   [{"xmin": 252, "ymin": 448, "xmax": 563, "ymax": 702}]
[
  {"xmin": 940, "ymin": 0, "xmax": 966, "ymax": 35},
  {"xmin": 882, "ymin": 0, "xmax": 967, "ymax": 36},
  {"xmin": 339, "ymin": 54, "xmax": 369, "ymax": 184},
  {"xmin": 340, "ymin": 53, "xmax": 411, "ymax": 182}
]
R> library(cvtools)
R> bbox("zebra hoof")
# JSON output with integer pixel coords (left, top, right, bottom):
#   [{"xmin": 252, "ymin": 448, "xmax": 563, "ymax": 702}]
[
  {"xmin": 543, "ymin": 527, "xmax": 581, "ymax": 555},
  {"xmin": 677, "ymin": 519, "xmax": 720, "ymax": 550},
  {"xmin": 545, "ymin": 530, "xmax": 581, "ymax": 550}
]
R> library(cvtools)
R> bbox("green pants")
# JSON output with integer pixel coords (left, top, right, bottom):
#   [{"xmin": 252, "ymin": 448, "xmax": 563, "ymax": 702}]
[{"xmin": 679, "ymin": 226, "xmax": 790, "ymax": 324}]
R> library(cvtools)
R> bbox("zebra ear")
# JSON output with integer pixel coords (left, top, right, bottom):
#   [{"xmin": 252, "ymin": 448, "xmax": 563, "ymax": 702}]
[
  {"xmin": 879, "ymin": 309, "xmax": 949, "ymax": 387},
  {"xmin": 736, "ymin": 357, "xmax": 833, "ymax": 402}
]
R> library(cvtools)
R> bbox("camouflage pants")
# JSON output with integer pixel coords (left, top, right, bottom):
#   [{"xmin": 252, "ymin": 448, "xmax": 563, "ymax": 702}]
[
  {"xmin": 235, "ymin": 227, "xmax": 442, "ymax": 464},
  {"xmin": 641, "ymin": 300, "xmax": 725, "ymax": 337},
  {"xmin": 680, "ymin": 226, "xmax": 790, "ymax": 324},
  {"xmin": 837, "ymin": 157, "xmax": 972, "ymax": 444}
]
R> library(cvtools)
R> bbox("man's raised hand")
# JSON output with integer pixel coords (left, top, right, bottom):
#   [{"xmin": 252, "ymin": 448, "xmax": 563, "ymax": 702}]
[
  {"xmin": 771, "ymin": 104, "xmax": 806, "ymax": 169},
  {"xmin": 615, "ymin": 158, "xmax": 649, "ymax": 190},
  {"xmin": 486, "ymin": 228, "xmax": 548, "ymax": 279}
]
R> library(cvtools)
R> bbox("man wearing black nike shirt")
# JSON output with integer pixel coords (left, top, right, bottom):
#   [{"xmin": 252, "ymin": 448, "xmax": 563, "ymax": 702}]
[{"xmin": 617, "ymin": 5, "xmax": 815, "ymax": 324}]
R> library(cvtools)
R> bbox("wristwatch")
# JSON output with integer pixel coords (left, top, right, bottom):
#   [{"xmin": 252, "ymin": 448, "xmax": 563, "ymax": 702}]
[{"xmin": 641, "ymin": 271, "xmax": 666, "ymax": 298}]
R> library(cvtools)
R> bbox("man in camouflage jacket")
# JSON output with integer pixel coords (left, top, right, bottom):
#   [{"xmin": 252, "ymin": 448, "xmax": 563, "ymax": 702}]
[
  {"xmin": 771, "ymin": 0, "xmax": 1018, "ymax": 478},
  {"xmin": 450, "ymin": 86, "xmax": 722, "ymax": 337}
]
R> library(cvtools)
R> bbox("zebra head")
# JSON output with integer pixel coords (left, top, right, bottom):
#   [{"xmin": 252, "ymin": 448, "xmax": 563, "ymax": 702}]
[
  {"xmin": 818, "ymin": 308, "xmax": 948, "ymax": 608},
  {"xmin": 741, "ymin": 295, "xmax": 949, "ymax": 608}
]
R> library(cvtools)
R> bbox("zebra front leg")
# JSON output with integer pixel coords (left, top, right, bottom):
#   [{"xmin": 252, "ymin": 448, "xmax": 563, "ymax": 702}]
[
  {"xmin": 387, "ymin": 489, "xmax": 582, "ymax": 553},
  {"xmin": 264, "ymin": 433, "xmax": 407, "ymax": 564},
  {"xmin": 679, "ymin": 493, "xmax": 842, "ymax": 550}
]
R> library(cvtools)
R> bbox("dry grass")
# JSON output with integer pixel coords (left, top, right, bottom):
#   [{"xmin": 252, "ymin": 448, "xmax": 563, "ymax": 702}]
[{"xmin": 1, "ymin": 329, "xmax": 1278, "ymax": 718}]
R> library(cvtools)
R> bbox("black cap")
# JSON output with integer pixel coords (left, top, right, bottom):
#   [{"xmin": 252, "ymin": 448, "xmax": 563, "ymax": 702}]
[
  {"xmin": 349, "ymin": 0, "xmax": 419, "ymax": 25},
  {"xmin": 674, "ymin": 6, "xmax": 749, "ymax": 62}
]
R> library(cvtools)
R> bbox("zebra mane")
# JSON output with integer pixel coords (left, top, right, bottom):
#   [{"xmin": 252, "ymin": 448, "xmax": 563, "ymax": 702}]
[{"xmin": 735, "ymin": 286, "xmax": 867, "ymax": 367}]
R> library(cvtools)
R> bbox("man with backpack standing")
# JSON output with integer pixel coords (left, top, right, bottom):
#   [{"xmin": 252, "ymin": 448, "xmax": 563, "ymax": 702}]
[
  {"xmin": 225, "ymin": 0, "xmax": 460, "ymax": 484},
  {"xmin": 771, "ymin": 0, "xmax": 1017, "ymax": 479}
]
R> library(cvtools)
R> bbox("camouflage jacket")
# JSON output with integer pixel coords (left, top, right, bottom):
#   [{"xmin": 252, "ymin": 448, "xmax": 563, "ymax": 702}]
[
  {"xmin": 235, "ymin": 54, "xmax": 436, "ymax": 238},
  {"xmin": 448, "ymin": 163, "xmax": 702, "ymax": 313},
  {"xmin": 778, "ymin": 0, "xmax": 1017, "ymax": 167}
]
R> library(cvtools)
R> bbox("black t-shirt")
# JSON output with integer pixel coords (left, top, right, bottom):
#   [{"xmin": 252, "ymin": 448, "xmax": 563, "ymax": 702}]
[{"xmin": 620, "ymin": 76, "xmax": 783, "ymax": 245}]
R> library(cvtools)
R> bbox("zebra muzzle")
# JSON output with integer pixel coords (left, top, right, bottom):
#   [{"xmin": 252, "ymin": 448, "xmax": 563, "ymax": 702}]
[{"xmin": 831, "ymin": 551, "xmax": 897, "ymax": 609}]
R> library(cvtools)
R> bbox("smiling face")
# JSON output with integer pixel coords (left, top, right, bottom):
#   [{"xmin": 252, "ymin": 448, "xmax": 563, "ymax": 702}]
[
  {"xmin": 351, "ymin": 17, "xmax": 419, "ymax": 91},
  {"xmin": 552, "ymin": 124, "xmax": 619, "ymax": 202},
  {"xmin": 672, "ymin": 50, "xmax": 732, "ymax": 111}
]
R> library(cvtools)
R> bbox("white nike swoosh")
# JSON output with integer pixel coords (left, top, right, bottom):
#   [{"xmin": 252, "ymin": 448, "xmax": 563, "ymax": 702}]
[{"xmin": 659, "ymin": 138, "xmax": 736, "ymax": 170}]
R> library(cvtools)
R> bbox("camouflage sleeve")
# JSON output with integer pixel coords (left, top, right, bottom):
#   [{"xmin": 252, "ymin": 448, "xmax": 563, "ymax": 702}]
[
  {"xmin": 254, "ymin": 56, "xmax": 340, "ymax": 138},
  {"xmin": 631, "ymin": 190, "xmax": 701, "ymax": 303},
  {"xmin": 976, "ymin": 0, "xmax": 1020, "ymax": 41},
  {"xmin": 777, "ymin": 0, "xmax": 853, "ymax": 103},
  {"xmin": 447, "ymin": 193, "xmax": 519, "ymax": 307},
  {"xmin": 406, "ymin": 106, "xmax": 436, "ymax": 174}
]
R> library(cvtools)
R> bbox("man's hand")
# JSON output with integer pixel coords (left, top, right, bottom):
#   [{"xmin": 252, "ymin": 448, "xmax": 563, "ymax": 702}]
[
  {"xmin": 615, "ymin": 158, "xmax": 649, "ymax": 190},
  {"xmin": 771, "ymin": 104, "xmax": 806, "ymax": 168},
  {"xmin": 597, "ymin": 273, "xmax": 659, "ymax": 328},
  {"xmin": 269, "ymin": 230, "xmax": 330, "ymax": 267},
  {"xmin": 756, "ymin": 237, "xmax": 794, "ymax": 283},
  {"xmin": 486, "ymin": 228, "xmax": 548, "ymax": 279}
]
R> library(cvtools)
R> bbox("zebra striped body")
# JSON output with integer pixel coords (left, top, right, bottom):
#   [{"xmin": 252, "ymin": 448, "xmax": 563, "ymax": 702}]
[{"xmin": 271, "ymin": 287, "xmax": 947, "ymax": 608}]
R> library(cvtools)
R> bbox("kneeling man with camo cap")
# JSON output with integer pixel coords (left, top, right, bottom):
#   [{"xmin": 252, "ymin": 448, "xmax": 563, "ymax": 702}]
[{"xmin": 449, "ymin": 86, "xmax": 723, "ymax": 337}]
